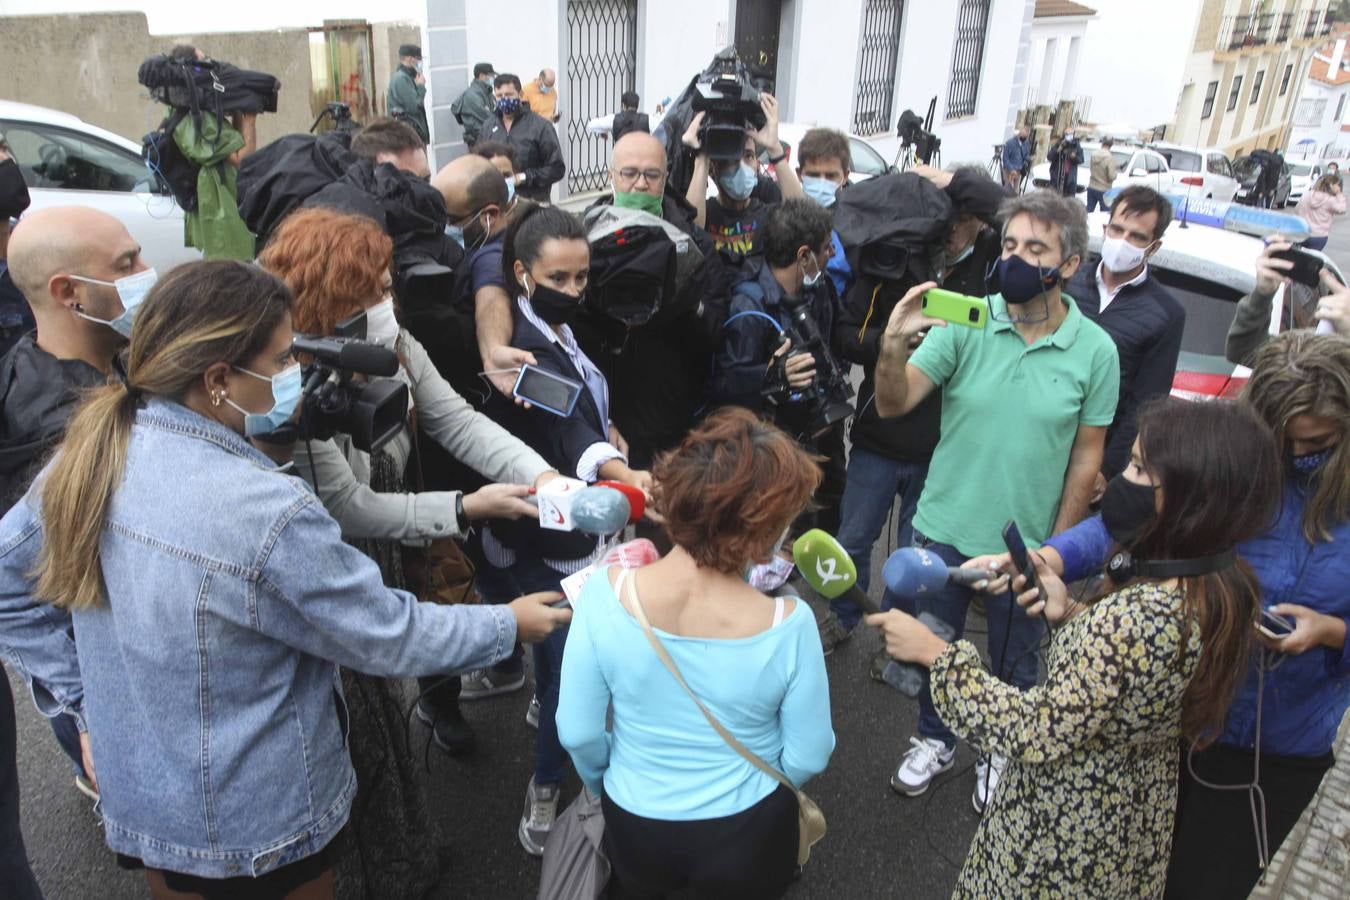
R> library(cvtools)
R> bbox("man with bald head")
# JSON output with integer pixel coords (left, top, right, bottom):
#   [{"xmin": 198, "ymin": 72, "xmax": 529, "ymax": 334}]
[
  {"xmin": 0, "ymin": 207, "xmax": 152, "ymax": 509},
  {"xmin": 522, "ymin": 68, "xmax": 560, "ymax": 123}
]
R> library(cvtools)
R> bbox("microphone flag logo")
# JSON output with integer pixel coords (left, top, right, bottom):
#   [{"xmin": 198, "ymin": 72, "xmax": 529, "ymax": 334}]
[{"xmin": 815, "ymin": 556, "xmax": 849, "ymax": 586}]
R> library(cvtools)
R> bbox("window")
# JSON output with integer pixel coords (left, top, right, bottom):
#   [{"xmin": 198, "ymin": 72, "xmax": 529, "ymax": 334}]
[
  {"xmin": 1337, "ymin": 94, "xmax": 1348, "ymax": 123},
  {"xmin": 1144, "ymin": 154, "xmax": 1165, "ymax": 174},
  {"xmin": 1250, "ymin": 69, "xmax": 1264, "ymax": 106},
  {"xmin": 848, "ymin": 137, "xmax": 890, "ymax": 177},
  {"xmin": 1201, "ymin": 80, "xmax": 1219, "ymax": 119},
  {"xmin": 852, "ymin": 0, "xmax": 906, "ymax": 135},
  {"xmin": 1280, "ymin": 63, "xmax": 1294, "ymax": 96},
  {"xmin": 1207, "ymin": 153, "xmax": 1234, "ymax": 178},
  {"xmin": 0, "ymin": 121, "xmax": 151, "ymax": 194},
  {"xmin": 1296, "ymin": 97, "xmax": 1329, "ymax": 126},
  {"xmin": 947, "ymin": 0, "xmax": 992, "ymax": 119},
  {"xmin": 1162, "ymin": 149, "xmax": 1202, "ymax": 172},
  {"xmin": 1227, "ymin": 75, "xmax": 1244, "ymax": 112}
]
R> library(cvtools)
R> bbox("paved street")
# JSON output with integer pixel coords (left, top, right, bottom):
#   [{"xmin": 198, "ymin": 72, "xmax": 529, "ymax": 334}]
[{"xmin": 9, "ymin": 212, "xmax": 1350, "ymax": 899}]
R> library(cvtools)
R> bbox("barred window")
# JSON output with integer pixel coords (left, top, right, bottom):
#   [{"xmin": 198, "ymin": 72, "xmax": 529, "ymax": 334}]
[
  {"xmin": 947, "ymin": 0, "xmax": 992, "ymax": 119},
  {"xmin": 852, "ymin": 0, "xmax": 906, "ymax": 135},
  {"xmin": 1201, "ymin": 81, "xmax": 1219, "ymax": 119},
  {"xmin": 1279, "ymin": 64, "xmax": 1293, "ymax": 97}
]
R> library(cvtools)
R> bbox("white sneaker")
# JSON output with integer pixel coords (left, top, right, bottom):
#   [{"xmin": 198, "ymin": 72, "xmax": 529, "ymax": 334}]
[
  {"xmin": 518, "ymin": 778, "xmax": 560, "ymax": 856},
  {"xmin": 525, "ymin": 695, "xmax": 540, "ymax": 729},
  {"xmin": 973, "ymin": 754, "xmax": 1007, "ymax": 813},
  {"xmin": 889, "ymin": 736, "xmax": 955, "ymax": 797},
  {"xmin": 460, "ymin": 666, "xmax": 526, "ymax": 700}
]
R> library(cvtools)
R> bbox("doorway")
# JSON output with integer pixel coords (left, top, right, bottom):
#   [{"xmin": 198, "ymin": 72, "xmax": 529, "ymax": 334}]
[{"xmin": 735, "ymin": 1, "xmax": 782, "ymax": 89}]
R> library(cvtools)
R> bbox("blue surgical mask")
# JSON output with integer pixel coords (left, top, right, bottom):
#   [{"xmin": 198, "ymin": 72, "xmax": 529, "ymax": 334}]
[
  {"xmin": 1289, "ymin": 448, "xmax": 1332, "ymax": 476},
  {"xmin": 540, "ymin": 84, "xmax": 553, "ymax": 94},
  {"xmin": 68, "ymin": 267, "xmax": 158, "ymax": 338},
  {"xmin": 227, "ymin": 364, "xmax": 303, "ymax": 437},
  {"xmin": 717, "ymin": 163, "xmax": 757, "ymax": 202},
  {"xmin": 445, "ymin": 224, "xmax": 465, "ymax": 248},
  {"xmin": 802, "ymin": 176, "xmax": 839, "ymax": 208},
  {"xmin": 948, "ymin": 243, "xmax": 975, "ymax": 267},
  {"xmin": 505, "ymin": 176, "xmax": 516, "ymax": 204},
  {"xmin": 801, "ymin": 253, "xmax": 824, "ymax": 289}
]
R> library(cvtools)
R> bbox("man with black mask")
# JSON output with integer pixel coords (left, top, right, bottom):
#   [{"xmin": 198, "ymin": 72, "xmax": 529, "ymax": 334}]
[{"xmin": 872, "ymin": 189, "xmax": 1118, "ymax": 810}]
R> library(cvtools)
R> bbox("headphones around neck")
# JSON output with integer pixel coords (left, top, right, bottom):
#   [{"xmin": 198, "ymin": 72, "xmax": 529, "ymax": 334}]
[{"xmin": 1105, "ymin": 549, "xmax": 1238, "ymax": 585}]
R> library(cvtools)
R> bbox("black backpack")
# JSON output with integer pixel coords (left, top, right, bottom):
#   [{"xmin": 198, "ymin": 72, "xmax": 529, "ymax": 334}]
[{"xmin": 141, "ymin": 109, "xmax": 200, "ymax": 213}]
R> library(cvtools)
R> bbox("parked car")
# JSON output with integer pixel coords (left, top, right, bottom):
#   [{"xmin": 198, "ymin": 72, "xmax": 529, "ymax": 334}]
[
  {"xmin": 1286, "ymin": 160, "xmax": 1321, "ymax": 204},
  {"xmin": 1086, "ymin": 198, "xmax": 1339, "ymax": 399},
  {"xmin": 773, "ymin": 123, "xmax": 892, "ymax": 183},
  {"xmin": 1148, "ymin": 142, "xmax": 1240, "ymax": 202},
  {"xmin": 1232, "ymin": 155, "xmax": 1292, "ymax": 208},
  {"xmin": 0, "ymin": 99, "xmax": 198, "ymax": 272},
  {"xmin": 1031, "ymin": 142, "xmax": 1172, "ymax": 199}
]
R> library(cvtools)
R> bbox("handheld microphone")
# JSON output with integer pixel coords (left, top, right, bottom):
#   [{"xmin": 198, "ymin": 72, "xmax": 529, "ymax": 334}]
[
  {"xmin": 593, "ymin": 479, "xmax": 646, "ymax": 523},
  {"xmin": 791, "ymin": 529, "xmax": 881, "ymax": 615},
  {"xmin": 881, "ymin": 547, "xmax": 993, "ymax": 598},
  {"xmin": 528, "ymin": 481, "xmax": 631, "ymax": 535},
  {"xmin": 600, "ymin": 538, "xmax": 661, "ymax": 569}
]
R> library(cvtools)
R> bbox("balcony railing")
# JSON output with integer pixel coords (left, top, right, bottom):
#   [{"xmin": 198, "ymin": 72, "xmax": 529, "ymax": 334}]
[
  {"xmin": 1220, "ymin": 14, "xmax": 1254, "ymax": 50},
  {"xmin": 1303, "ymin": 7, "xmax": 1325, "ymax": 40},
  {"xmin": 1276, "ymin": 12, "xmax": 1293, "ymax": 43},
  {"xmin": 1255, "ymin": 12, "xmax": 1276, "ymax": 44}
]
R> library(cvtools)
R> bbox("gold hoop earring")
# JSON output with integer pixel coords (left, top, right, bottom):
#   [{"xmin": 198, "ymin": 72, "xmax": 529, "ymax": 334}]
[{"xmin": 211, "ymin": 391, "xmax": 225, "ymax": 407}]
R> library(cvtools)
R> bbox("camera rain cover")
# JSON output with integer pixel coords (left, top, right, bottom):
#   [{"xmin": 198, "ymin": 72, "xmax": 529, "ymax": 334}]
[
  {"xmin": 834, "ymin": 172, "xmax": 953, "ymax": 284},
  {"xmin": 583, "ymin": 205, "xmax": 702, "ymax": 326}
]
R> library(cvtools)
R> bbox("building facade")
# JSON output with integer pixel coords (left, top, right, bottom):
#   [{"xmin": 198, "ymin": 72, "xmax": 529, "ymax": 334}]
[
  {"xmin": 1025, "ymin": 0, "xmax": 1096, "ymax": 113},
  {"xmin": 426, "ymin": 0, "xmax": 1036, "ymax": 195},
  {"xmin": 1170, "ymin": 0, "xmax": 1333, "ymax": 157},
  {"xmin": 1287, "ymin": 34, "xmax": 1350, "ymax": 160}
]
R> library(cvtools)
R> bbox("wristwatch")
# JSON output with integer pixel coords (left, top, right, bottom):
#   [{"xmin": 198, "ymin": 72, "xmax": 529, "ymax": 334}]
[{"xmin": 454, "ymin": 493, "xmax": 469, "ymax": 533}]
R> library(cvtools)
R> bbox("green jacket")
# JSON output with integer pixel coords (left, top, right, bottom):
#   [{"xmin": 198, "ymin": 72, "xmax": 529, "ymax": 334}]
[
  {"xmin": 452, "ymin": 78, "xmax": 495, "ymax": 145},
  {"xmin": 388, "ymin": 65, "xmax": 429, "ymax": 143},
  {"xmin": 172, "ymin": 112, "xmax": 254, "ymax": 261}
]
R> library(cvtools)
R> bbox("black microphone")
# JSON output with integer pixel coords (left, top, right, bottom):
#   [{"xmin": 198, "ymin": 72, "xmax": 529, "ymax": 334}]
[{"xmin": 292, "ymin": 335, "xmax": 399, "ymax": 377}]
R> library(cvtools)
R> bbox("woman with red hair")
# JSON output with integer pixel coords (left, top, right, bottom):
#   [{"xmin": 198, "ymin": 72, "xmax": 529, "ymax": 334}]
[{"xmin": 259, "ymin": 206, "xmax": 566, "ymax": 898}]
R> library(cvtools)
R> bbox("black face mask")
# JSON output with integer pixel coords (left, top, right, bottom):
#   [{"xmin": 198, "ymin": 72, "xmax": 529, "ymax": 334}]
[
  {"xmin": 528, "ymin": 280, "xmax": 584, "ymax": 326},
  {"xmin": 1101, "ymin": 474, "xmax": 1157, "ymax": 547},
  {"xmin": 0, "ymin": 159, "xmax": 31, "ymax": 220}
]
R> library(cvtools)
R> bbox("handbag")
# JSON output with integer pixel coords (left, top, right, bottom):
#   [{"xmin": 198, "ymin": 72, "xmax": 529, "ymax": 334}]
[
  {"xmin": 619, "ymin": 569, "xmax": 827, "ymax": 867},
  {"xmin": 401, "ymin": 414, "xmax": 479, "ymax": 606},
  {"xmin": 537, "ymin": 786, "xmax": 610, "ymax": 900}
]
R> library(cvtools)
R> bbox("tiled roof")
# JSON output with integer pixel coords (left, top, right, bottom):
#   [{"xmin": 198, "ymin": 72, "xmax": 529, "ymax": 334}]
[
  {"xmin": 1311, "ymin": 52, "xmax": 1350, "ymax": 87},
  {"xmin": 1034, "ymin": 0, "xmax": 1097, "ymax": 17}
]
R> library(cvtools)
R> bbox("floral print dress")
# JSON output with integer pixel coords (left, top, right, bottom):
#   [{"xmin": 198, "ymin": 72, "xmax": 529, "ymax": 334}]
[{"xmin": 931, "ymin": 582, "xmax": 1199, "ymax": 899}]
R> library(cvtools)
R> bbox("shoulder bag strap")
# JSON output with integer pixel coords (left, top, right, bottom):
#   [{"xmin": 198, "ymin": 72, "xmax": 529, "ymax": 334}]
[{"xmin": 619, "ymin": 569, "xmax": 798, "ymax": 795}]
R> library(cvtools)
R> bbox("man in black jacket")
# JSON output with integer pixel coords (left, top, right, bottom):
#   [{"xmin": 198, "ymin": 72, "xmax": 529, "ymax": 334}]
[
  {"xmin": 1065, "ymin": 185, "xmax": 1183, "ymax": 492},
  {"xmin": 827, "ymin": 165, "xmax": 1009, "ymax": 652},
  {"xmin": 482, "ymin": 73, "xmax": 565, "ymax": 202},
  {"xmin": 610, "ymin": 91, "xmax": 649, "ymax": 142},
  {"xmin": 0, "ymin": 206, "xmax": 152, "ymax": 803}
]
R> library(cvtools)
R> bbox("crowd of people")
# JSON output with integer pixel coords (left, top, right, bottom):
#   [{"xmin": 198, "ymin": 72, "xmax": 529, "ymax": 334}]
[{"xmin": 1, "ymin": 46, "xmax": 1349, "ymax": 900}]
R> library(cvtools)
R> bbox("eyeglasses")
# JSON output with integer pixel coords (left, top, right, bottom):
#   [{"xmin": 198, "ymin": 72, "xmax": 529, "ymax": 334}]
[{"xmin": 615, "ymin": 167, "xmax": 665, "ymax": 185}]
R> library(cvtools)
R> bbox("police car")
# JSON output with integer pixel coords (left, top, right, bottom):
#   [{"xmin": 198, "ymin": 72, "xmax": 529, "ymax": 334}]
[{"xmin": 1087, "ymin": 194, "xmax": 1343, "ymax": 400}]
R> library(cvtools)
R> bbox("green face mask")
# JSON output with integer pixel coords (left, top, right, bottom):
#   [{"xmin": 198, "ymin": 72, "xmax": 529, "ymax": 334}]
[{"xmin": 613, "ymin": 190, "xmax": 664, "ymax": 217}]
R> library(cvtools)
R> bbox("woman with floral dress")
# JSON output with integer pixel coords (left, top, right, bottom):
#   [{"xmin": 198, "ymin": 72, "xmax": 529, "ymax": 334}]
[{"xmin": 870, "ymin": 398, "xmax": 1280, "ymax": 898}]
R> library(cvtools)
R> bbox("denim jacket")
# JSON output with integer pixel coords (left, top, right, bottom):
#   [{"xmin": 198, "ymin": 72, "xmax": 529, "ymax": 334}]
[{"xmin": 0, "ymin": 398, "xmax": 516, "ymax": 878}]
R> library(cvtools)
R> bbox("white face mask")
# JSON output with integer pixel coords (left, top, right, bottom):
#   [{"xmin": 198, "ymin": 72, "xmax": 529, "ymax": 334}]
[
  {"xmin": 1100, "ymin": 235, "xmax": 1151, "ymax": 274},
  {"xmin": 365, "ymin": 296, "xmax": 400, "ymax": 348}
]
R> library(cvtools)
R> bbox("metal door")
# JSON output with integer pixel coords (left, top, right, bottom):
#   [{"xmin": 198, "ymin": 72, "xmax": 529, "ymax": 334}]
[
  {"xmin": 852, "ymin": 0, "xmax": 905, "ymax": 136},
  {"xmin": 566, "ymin": 0, "xmax": 638, "ymax": 194},
  {"xmin": 735, "ymin": 1, "xmax": 782, "ymax": 86}
]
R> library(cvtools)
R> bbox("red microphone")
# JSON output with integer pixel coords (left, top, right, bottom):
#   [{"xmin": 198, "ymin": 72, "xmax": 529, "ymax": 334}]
[{"xmin": 593, "ymin": 480, "xmax": 646, "ymax": 523}]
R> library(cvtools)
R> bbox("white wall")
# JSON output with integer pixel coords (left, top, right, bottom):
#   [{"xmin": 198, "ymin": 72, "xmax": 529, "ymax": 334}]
[
  {"xmin": 636, "ymin": 0, "xmax": 731, "ymax": 114},
  {"xmin": 1027, "ymin": 17, "xmax": 1089, "ymax": 108},
  {"xmin": 1075, "ymin": 0, "xmax": 1201, "ymax": 129},
  {"xmin": 0, "ymin": 0, "xmax": 424, "ymax": 32},
  {"xmin": 865, "ymin": 0, "xmax": 1029, "ymax": 166},
  {"xmin": 778, "ymin": 0, "xmax": 866, "ymax": 129},
  {"xmin": 465, "ymin": 0, "xmax": 559, "ymax": 87},
  {"xmin": 1288, "ymin": 78, "xmax": 1350, "ymax": 158}
]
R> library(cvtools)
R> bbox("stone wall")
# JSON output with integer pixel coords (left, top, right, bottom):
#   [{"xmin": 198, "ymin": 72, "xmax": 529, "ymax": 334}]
[{"xmin": 0, "ymin": 12, "xmax": 418, "ymax": 149}]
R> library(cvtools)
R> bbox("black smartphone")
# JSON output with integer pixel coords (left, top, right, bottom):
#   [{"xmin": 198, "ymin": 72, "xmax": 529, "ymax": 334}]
[
  {"xmin": 1255, "ymin": 608, "xmax": 1295, "ymax": 640},
  {"xmin": 1273, "ymin": 246, "xmax": 1324, "ymax": 289},
  {"xmin": 1001, "ymin": 520, "xmax": 1041, "ymax": 597}
]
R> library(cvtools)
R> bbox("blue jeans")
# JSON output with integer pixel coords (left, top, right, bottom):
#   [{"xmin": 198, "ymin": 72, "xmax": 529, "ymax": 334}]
[
  {"xmin": 912, "ymin": 531, "xmax": 1045, "ymax": 749},
  {"xmin": 1086, "ymin": 188, "xmax": 1106, "ymax": 213},
  {"xmin": 476, "ymin": 556, "xmax": 570, "ymax": 786},
  {"xmin": 2, "ymin": 671, "xmax": 43, "ymax": 900},
  {"xmin": 832, "ymin": 447, "xmax": 929, "ymax": 630},
  {"xmin": 49, "ymin": 712, "xmax": 84, "ymax": 777}
]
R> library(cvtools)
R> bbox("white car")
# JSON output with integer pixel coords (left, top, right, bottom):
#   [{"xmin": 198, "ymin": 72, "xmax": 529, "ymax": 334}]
[
  {"xmin": 1286, "ymin": 160, "xmax": 1322, "ymax": 204},
  {"xmin": 0, "ymin": 100, "xmax": 199, "ymax": 271},
  {"xmin": 1031, "ymin": 143, "xmax": 1172, "ymax": 200},
  {"xmin": 1086, "ymin": 198, "xmax": 1339, "ymax": 399},
  {"xmin": 774, "ymin": 123, "xmax": 892, "ymax": 183},
  {"xmin": 1149, "ymin": 143, "xmax": 1240, "ymax": 202}
]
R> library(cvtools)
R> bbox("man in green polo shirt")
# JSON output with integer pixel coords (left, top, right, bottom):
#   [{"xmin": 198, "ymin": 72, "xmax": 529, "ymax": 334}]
[{"xmin": 872, "ymin": 190, "xmax": 1119, "ymax": 809}]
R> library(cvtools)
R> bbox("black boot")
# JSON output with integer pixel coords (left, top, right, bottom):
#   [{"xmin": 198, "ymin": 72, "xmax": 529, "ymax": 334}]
[{"xmin": 415, "ymin": 675, "xmax": 476, "ymax": 756}]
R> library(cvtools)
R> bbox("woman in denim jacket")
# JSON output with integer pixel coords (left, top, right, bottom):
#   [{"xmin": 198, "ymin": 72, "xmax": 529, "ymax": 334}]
[{"xmin": 0, "ymin": 260, "xmax": 569, "ymax": 899}]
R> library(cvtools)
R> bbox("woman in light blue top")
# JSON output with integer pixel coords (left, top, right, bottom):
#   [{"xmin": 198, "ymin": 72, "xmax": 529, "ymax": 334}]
[{"xmin": 557, "ymin": 406, "xmax": 835, "ymax": 899}]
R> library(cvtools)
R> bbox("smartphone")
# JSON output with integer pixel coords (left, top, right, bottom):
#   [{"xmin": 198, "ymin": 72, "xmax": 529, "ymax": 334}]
[
  {"xmin": 513, "ymin": 364, "xmax": 584, "ymax": 417},
  {"xmin": 1272, "ymin": 247, "xmax": 1324, "ymax": 289},
  {"xmin": 1255, "ymin": 608, "xmax": 1295, "ymax": 640},
  {"xmin": 922, "ymin": 289, "xmax": 988, "ymax": 329},
  {"xmin": 1001, "ymin": 520, "xmax": 1041, "ymax": 597}
]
